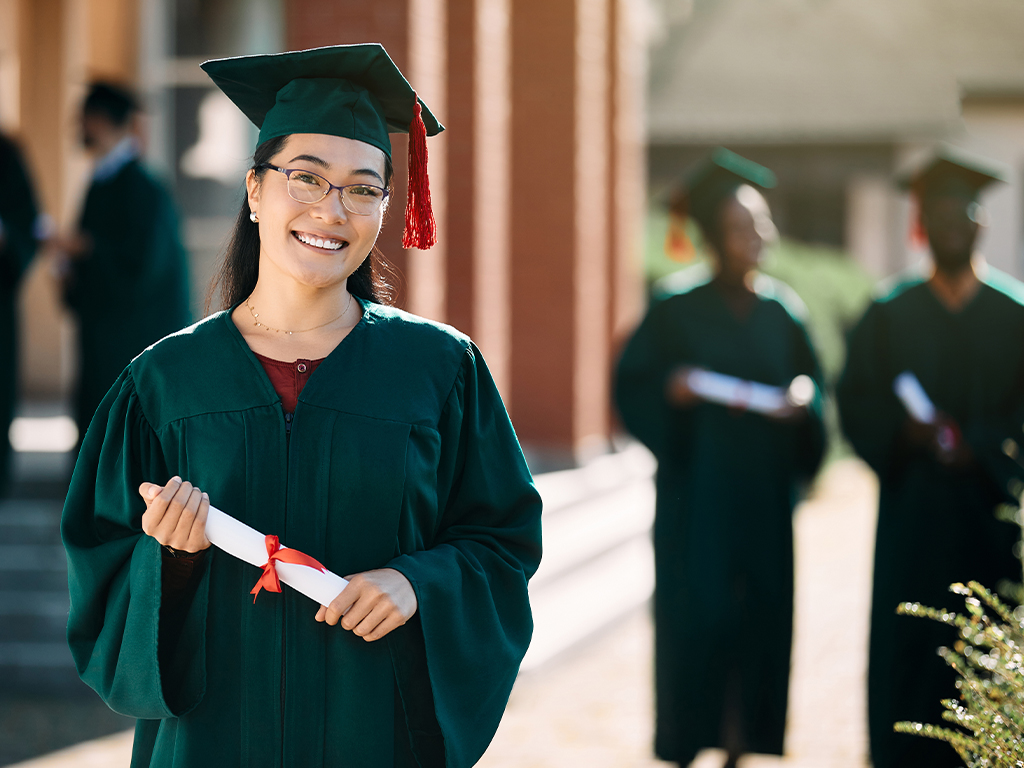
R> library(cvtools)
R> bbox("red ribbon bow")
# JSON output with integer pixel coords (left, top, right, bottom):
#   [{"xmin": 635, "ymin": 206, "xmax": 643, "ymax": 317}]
[{"xmin": 250, "ymin": 534, "xmax": 327, "ymax": 603}]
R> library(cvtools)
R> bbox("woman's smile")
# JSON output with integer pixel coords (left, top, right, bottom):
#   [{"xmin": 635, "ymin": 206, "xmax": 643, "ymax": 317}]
[{"xmin": 292, "ymin": 229, "xmax": 349, "ymax": 252}]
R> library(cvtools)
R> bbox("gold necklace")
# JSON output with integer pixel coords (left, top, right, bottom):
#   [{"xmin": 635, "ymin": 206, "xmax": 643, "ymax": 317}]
[{"xmin": 245, "ymin": 293, "xmax": 353, "ymax": 335}]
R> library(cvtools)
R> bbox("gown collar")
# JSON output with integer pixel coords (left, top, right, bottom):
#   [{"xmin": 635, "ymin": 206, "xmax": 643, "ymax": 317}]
[{"xmin": 220, "ymin": 295, "xmax": 375, "ymax": 409}]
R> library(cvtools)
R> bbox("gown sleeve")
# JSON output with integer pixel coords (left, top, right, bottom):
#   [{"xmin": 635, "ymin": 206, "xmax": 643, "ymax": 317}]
[
  {"xmin": 961, "ymin": 345, "xmax": 1024, "ymax": 498},
  {"xmin": 62, "ymin": 369, "xmax": 211, "ymax": 718},
  {"xmin": 790, "ymin": 316, "xmax": 828, "ymax": 479},
  {"xmin": 613, "ymin": 300, "xmax": 685, "ymax": 458},
  {"xmin": 386, "ymin": 344, "xmax": 543, "ymax": 768},
  {"xmin": 835, "ymin": 301, "xmax": 908, "ymax": 478}
]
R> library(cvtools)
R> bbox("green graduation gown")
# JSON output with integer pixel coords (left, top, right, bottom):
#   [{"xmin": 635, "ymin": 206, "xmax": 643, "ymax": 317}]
[
  {"xmin": 65, "ymin": 158, "xmax": 191, "ymax": 440},
  {"xmin": 0, "ymin": 134, "xmax": 39, "ymax": 495},
  {"xmin": 614, "ymin": 268, "xmax": 825, "ymax": 765},
  {"xmin": 836, "ymin": 270, "xmax": 1024, "ymax": 768},
  {"xmin": 62, "ymin": 300, "xmax": 542, "ymax": 768}
]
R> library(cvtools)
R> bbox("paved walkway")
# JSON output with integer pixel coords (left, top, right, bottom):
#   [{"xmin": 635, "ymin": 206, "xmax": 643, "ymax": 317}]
[
  {"xmin": 6, "ymin": 459, "xmax": 878, "ymax": 768},
  {"xmin": 476, "ymin": 459, "xmax": 877, "ymax": 768}
]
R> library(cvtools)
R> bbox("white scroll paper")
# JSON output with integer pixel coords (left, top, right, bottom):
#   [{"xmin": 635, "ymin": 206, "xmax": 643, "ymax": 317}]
[
  {"xmin": 686, "ymin": 369, "xmax": 789, "ymax": 415},
  {"xmin": 893, "ymin": 371, "xmax": 937, "ymax": 424},
  {"xmin": 204, "ymin": 506, "xmax": 349, "ymax": 606}
]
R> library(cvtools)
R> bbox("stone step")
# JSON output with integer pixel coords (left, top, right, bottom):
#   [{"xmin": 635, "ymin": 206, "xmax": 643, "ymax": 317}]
[
  {"xmin": 0, "ymin": 642, "xmax": 76, "ymax": 668},
  {"xmin": 533, "ymin": 443, "xmax": 655, "ymax": 515},
  {"xmin": 0, "ymin": 664, "xmax": 94, "ymax": 699},
  {"xmin": 0, "ymin": 592, "xmax": 70, "ymax": 619},
  {"xmin": 522, "ymin": 535, "xmax": 654, "ymax": 673},
  {"xmin": 0, "ymin": 573, "xmax": 69, "ymax": 597},
  {"xmin": 0, "ymin": 545, "xmax": 68, "ymax": 572},
  {"xmin": 521, "ymin": 445, "xmax": 656, "ymax": 672},
  {"xmin": 0, "ymin": 612, "xmax": 69, "ymax": 644},
  {"xmin": 530, "ymin": 480, "xmax": 654, "ymax": 590}
]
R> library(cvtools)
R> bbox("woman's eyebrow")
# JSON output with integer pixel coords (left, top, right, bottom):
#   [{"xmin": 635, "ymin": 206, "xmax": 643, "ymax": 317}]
[
  {"xmin": 288, "ymin": 155, "xmax": 383, "ymax": 184},
  {"xmin": 289, "ymin": 154, "xmax": 330, "ymax": 169},
  {"xmin": 351, "ymin": 168, "xmax": 385, "ymax": 183}
]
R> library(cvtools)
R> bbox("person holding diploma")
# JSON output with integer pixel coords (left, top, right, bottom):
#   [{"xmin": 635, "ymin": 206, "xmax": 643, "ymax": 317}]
[
  {"xmin": 61, "ymin": 45, "xmax": 542, "ymax": 768},
  {"xmin": 614, "ymin": 148, "xmax": 826, "ymax": 768},
  {"xmin": 837, "ymin": 149, "xmax": 1024, "ymax": 768}
]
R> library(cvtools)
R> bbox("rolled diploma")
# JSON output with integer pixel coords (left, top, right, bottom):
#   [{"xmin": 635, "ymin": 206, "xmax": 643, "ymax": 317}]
[
  {"xmin": 687, "ymin": 369, "xmax": 788, "ymax": 415},
  {"xmin": 893, "ymin": 371, "xmax": 936, "ymax": 424},
  {"xmin": 204, "ymin": 505, "xmax": 349, "ymax": 607}
]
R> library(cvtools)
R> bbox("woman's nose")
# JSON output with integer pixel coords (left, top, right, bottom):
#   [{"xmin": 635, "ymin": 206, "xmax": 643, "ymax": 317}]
[{"xmin": 312, "ymin": 189, "xmax": 349, "ymax": 223}]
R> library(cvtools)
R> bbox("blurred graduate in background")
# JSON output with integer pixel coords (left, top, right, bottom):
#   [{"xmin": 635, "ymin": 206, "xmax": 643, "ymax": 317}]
[
  {"xmin": 837, "ymin": 149, "xmax": 1024, "ymax": 768},
  {"xmin": 57, "ymin": 82, "xmax": 190, "ymax": 444},
  {"xmin": 615, "ymin": 148, "xmax": 826, "ymax": 768},
  {"xmin": 0, "ymin": 131, "xmax": 41, "ymax": 495}
]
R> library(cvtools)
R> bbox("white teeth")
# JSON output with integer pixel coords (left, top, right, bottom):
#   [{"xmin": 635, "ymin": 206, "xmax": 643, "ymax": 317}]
[{"xmin": 295, "ymin": 232, "xmax": 344, "ymax": 250}]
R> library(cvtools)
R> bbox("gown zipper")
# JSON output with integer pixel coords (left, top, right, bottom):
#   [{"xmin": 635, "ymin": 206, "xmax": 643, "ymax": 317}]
[{"xmin": 281, "ymin": 409, "xmax": 292, "ymax": 766}]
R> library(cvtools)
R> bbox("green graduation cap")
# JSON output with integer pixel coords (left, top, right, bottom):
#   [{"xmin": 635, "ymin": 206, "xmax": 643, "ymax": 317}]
[
  {"xmin": 897, "ymin": 147, "xmax": 1008, "ymax": 202},
  {"xmin": 670, "ymin": 147, "xmax": 776, "ymax": 234},
  {"xmin": 201, "ymin": 43, "xmax": 444, "ymax": 250}
]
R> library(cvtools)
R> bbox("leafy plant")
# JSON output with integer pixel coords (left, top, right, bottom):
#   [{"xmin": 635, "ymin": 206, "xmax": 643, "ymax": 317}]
[{"xmin": 895, "ymin": 576, "xmax": 1024, "ymax": 767}]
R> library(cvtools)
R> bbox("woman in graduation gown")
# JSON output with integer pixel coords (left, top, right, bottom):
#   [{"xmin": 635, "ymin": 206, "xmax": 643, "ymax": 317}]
[
  {"xmin": 837, "ymin": 151, "xmax": 1024, "ymax": 768},
  {"xmin": 615, "ymin": 149, "xmax": 826, "ymax": 768},
  {"xmin": 61, "ymin": 45, "xmax": 542, "ymax": 768}
]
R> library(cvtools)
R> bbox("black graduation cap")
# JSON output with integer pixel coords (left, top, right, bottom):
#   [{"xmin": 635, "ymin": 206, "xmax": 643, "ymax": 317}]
[
  {"xmin": 202, "ymin": 43, "xmax": 444, "ymax": 250},
  {"xmin": 670, "ymin": 148, "xmax": 776, "ymax": 234},
  {"xmin": 897, "ymin": 148, "xmax": 1008, "ymax": 202}
]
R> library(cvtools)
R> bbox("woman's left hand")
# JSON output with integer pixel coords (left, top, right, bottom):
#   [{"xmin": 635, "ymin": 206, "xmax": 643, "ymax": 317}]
[{"xmin": 315, "ymin": 568, "xmax": 418, "ymax": 641}]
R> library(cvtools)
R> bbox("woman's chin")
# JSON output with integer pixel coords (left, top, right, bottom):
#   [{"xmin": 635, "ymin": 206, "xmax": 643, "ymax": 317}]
[
  {"xmin": 288, "ymin": 270, "xmax": 350, "ymax": 290},
  {"xmin": 276, "ymin": 253, "xmax": 367, "ymax": 290}
]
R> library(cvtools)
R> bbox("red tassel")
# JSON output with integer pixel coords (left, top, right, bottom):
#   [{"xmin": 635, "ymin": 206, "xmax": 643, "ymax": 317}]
[
  {"xmin": 403, "ymin": 95, "xmax": 437, "ymax": 250},
  {"xmin": 909, "ymin": 194, "xmax": 928, "ymax": 250}
]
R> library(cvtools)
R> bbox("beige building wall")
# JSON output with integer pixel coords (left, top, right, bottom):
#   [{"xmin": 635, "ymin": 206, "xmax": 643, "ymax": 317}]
[{"xmin": 961, "ymin": 97, "xmax": 1024, "ymax": 279}]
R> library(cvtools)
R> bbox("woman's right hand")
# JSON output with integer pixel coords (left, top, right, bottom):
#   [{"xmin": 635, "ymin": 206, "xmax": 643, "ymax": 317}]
[
  {"xmin": 138, "ymin": 477, "xmax": 211, "ymax": 553},
  {"xmin": 666, "ymin": 366, "xmax": 703, "ymax": 407}
]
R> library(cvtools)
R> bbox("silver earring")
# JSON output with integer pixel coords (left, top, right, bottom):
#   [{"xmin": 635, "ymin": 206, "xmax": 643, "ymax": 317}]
[{"xmin": 250, "ymin": 212, "xmax": 258, "ymax": 223}]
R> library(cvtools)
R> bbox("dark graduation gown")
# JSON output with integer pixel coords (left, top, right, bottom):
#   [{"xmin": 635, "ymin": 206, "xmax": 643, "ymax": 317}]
[
  {"xmin": 614, "ymin": 269, "xmax": 825, "ymax": 765},
  {"xmin": 836, "ymin": 270, "xmax": 1024, "ymax": 768},
  {"xmin": 0, "ymin": 134, "xmax": 39, "ymax": 495},
  {"xmin": 61, "ymin": 301, "xmax": 542, "ymax": 768},
  {"xmin": 65, "ymin": 158, "xmax": 190, "ymax": 440}
]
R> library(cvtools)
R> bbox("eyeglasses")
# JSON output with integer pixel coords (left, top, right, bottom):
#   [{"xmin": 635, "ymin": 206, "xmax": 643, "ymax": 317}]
[{"xmin": 258, "ymin": 164, "xmax": 389, "ymax": 216}]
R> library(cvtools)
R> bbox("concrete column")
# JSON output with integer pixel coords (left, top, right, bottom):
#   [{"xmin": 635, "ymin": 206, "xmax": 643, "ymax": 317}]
[
  {"xmin": 286, "ymin": 0, "xmax": 449, "ymax": 316},
  {"xmin": 845, "ymin": 174, "xmax": 892, "ymax": 278},
  {"xmin": 16, "ymin": 0, "xmax": 86, "ymax": 400},
  {"xmin": 607, "ymin": 0, "xmax": 645, "ymax": 415},
  {"xmin": 445, "ymin": 0, "xmax": 511, "ymax": 395},
  {"xmin": 509, "ymin": 0, "xmax": 616, "ymax": 463},
  {"xmin": 87, "ymin": 0, "xmax": 139, "ymax": 83}
]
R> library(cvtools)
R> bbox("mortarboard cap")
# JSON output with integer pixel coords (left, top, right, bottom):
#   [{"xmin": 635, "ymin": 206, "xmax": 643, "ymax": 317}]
[
  {"xmin": 670, "ymin": 148, "xmax": 776, "ymax": 234},
  {"xmin": 201, "ymin": 44, "xmax": 444, "ymax": 250},
  {"xmin": 897, "ymin": 147, "xmax": 1008, "ymax": 202}
]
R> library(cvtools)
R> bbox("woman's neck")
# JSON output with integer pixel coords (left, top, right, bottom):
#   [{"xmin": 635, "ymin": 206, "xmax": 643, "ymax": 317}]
[
  {"xmin": 247, "ymin": 279, "xmax": 350, "ymax": 333},
  {"xmin": 231, "ymin": 266, "xmax": 361, "ymax": 361},
  {"xmin": 928, "ymin": 256, "xmax": 982, "ymax": 313},
  {"xmin": 711, "ymin": 270, "xmax": 757, "ymax": 320}
]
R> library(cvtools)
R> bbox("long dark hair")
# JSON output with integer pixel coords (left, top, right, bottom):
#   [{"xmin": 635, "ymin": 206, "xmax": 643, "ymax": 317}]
[{"xmin": 205, "ymin": 134, "xmax": 397, "ymax": 314}]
